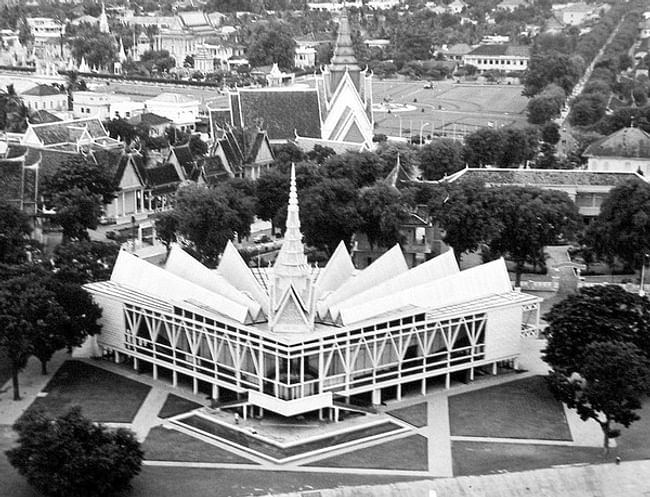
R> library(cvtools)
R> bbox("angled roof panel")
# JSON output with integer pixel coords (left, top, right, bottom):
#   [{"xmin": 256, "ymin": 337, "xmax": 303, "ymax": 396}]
[
  {"xmin": 110, "ymin": 250, "xmax": 253, "ymax": 324},
  {"xmin": 217, "ymin": 241, "xmax": 270, "ymax": 312},
  {"xmin": 339, "ymin": 257, "xmax": 513, "ymax": 325},
  {"xmin": 314, "ymin": 240, "xmax": 355, "ymax": 301},
  {"xmin": 165, "ymin": 245, "xmax": 262, "ymax": 319}
]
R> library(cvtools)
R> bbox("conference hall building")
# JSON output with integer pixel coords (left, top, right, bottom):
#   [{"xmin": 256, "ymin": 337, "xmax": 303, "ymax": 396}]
[{"xmin": 84, "ymin": 168, "xmax": 541, "ymax": 418}]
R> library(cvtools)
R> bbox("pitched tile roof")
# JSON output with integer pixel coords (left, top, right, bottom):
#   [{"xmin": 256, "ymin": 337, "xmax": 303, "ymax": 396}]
[
  {"xmin": 29, "ymin": 117, "xmax": 110, "ymax": 147},
  {"xmin": 128, "ymin": 112, "xmax": 172, "ymax": 127},
  {"xmin": 29, "ymin": 110, "xmax": 63, "ymax": 124},
  {"xmin": 171, "ymin": 144, "xmax": 195, "ymax": 171},
  {"xmin": 209, "ymin": 108, "xmax": 233, "ymax": 136},
  {"xmin": 448, "ymin": 167, "xmax": 646, "ymax": 187},
  {"xmin": 583, "ymin": 127, "xmax": 650, "ymax": 159},
  {"xmin": 21, "ymin": 84, "xmax": 64, "ymax": 97},
  {"xmin": 202, "ymin": 155, "xmax": 230, "ymax": 184},
  {"xmin": 468, "ymin": 44, "xmax": 530, "ymax": 57},
  {"xmin": 145, "ymin": 162, "xmax": 181, "ymax": 190},
  {"xmin": 234, "ymin": 89, "xmax": 322, "ymax": 140}
]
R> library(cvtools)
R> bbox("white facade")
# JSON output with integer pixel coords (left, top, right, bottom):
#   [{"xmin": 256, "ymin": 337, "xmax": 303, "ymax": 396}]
[
  {"xmin": 144, "ymin": 93, "xmax": 200, "ymax": 132},
  {"xmin": 21, "ymin": 88, "xmax": 67, "ymax": 112},
  {"xmin": 295, "ymin": 45, "xmax": 316, "ymax": 69},
  {"xmin": 72, "ymin": 92, "xmax": 143, "ymax": 120}
]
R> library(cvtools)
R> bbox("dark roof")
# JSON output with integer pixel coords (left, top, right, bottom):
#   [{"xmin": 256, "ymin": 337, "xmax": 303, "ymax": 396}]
[
  {"xmin": 452, "ymin": 168, "xmax": 645, "ymax": 187},
  {"xmin": 146, "ymin": 162, "xmax": 181, "ymax": 189},
  {"xmin": 235, "ymin": 89, "xmax": 322, "ymax": 141},
  {"xmin": 209, "ymin": 108, "xmax": 233, "ymax": 136},
  {"xmin": 30, "ymin": 117, "xmax": 109, "ymax": 146},
  {"xmin": 170, "ymin": 144, "xmax": 195, "ymax": 174},
  {"xmin": 219, "ymin": 132, "xmax": 243, "ymax": 175},
  {"xmin": 468, "ymin": 44, "xmax": 530, "ymax": 57},
  {"xmin": 0, "ymin": 146, "xmax": 31, "ymax": 204},
  {"xmin": 29, "ymin": 110, "xmax": 63, "ymax": 124},
  {"xmin": 583, "ymin": 127, "xmax": 650, "ymax": 159},
  {"xmin": 128, "ymin": 112, "xmax": 172, "ymax": 127},
  {"xmin": 202, "ymin": 155, "xmax": 230, "ymax": 184},
  {"xmin": 22, "ymin": 84, "xmax": 64, "ymax": 97},
  {"xmin": 230, "ymin": 94, "xmax": 242, "ymax": 128}
]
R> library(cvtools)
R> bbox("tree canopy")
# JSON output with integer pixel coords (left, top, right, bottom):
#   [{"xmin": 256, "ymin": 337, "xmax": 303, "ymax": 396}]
[
  {"xmin": 0, "ymin": 202, "xmax": 32, "ymax": 264},
  {"xmin": 246, "ymin": 21, "xmax": 296, "ymax": 69},
  {"xmin": 418, "ymin": 138, "xmax": 464, "ymax": 181},
  {"xmin": 41, "ymin": 156, "xmax": 119, "ymax": 242},
  {"xmin": 357, "ymin": 183, "xmax": 410, "ymax": 250},
  {"xmin": 7, "ymin": 407, "xmax": 143, "ymax": 497},
  {"xmin": 585, "ymin": 180, "xmax": 650, "ymax": 269}
]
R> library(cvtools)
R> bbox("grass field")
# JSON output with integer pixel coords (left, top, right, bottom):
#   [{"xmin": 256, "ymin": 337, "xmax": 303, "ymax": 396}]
[
  {"xmin": 27, "ymin": 360, "xmax": 151, "ymax": 423},
  {"xmin": 448, "ymin": 376, "xmax": 572, "ymax": 441},
  {"xmin": 158, "ymin": 393, "xmax": 203, "ymax": 419},
  {"xmin": 143, "ymin": 426, "xmax": 257, "ymax": 464},
  {"xmin": 373, "ymin": 80, "xmax": 528, "ymax": 138},
  {"xmin": 387, "ymin": 402, "xmax": 428, "ymax": 428},
  {"xmin": 307, "ymin": 434, "xmax": 428, "ymax": 471}
]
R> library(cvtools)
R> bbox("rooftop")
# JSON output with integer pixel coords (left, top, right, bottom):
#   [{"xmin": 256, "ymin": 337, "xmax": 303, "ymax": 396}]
[
  {"xmin": 583, "ymin": 127, "xmax": 650, "ymax": 159},
  {"xmin": 21, "ymin": 84, "xmax": 64, "ymax": 97},
  {"xmin": 468, "ymin": 44, "xmax": 530, "ymax": 57}
]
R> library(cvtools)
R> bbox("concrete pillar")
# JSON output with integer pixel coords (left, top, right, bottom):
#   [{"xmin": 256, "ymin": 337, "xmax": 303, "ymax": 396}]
[
  {"xmin": 396, "ymin": 384, "xmax": 402, "ymax": 401},
  {"xmin": 470, "ymin": 367, "xmax": 475, "ymax": 381},
  {"xmin": 445, "ymin": 373, "xmax": 450, "ymax": 390},
  {"xmin": 318, "ymin": 408, "xmax": 323, "ymax": 421},
  {"xmin": 192, "ymin": 377, "xmax": 198, "ymax": 395},
  {"xmin": 212, "ymin": 384, "xmax": 219, "ymax": 401},
  {"xmin": 421, "ymin": 378, "xmax": 427, "ymax": 396},
  {"xmin": 492, "ymin": 362, "xmax": 498, "ymax": 375},
  {"xmin": 334, "ymin": 407, "xmax": 339, "ymax": 423},
  {"xmin": 243, "ymin": 405, "xmax": 247, "ymax": 421},
  {"xmin": 329, "ymin": 408, "xmax": 333, "ymax": 422},
  {"xmin": 133, "ymin": 357, "xmax": 138, "ymax": 371},
  {"xmin": 114, "ymin": 351, "xmax": 120, "ymax": 363},
  {"xmin": 172, "ymin": 370, "xmax": 178, "ymax": 387},
  {"xmin": 153, "ymin": 364, "xmax": 158, "ymax": 380},
  {"xmin": 372, "ymin": 389, "xmax": 381, "ymax": 405},
  {"xmin": 258, "ymin": 406, "xmax": 264, "ymax": 418}
]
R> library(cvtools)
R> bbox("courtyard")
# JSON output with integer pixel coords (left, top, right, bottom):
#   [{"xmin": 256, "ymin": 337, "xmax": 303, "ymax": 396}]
[{"xmin": 3, "ymin": 330, "xmax": 650, "ymax": 497}]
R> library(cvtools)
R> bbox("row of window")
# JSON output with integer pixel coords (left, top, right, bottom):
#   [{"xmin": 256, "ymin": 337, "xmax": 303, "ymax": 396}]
[{"xmin": 469, "ymin": 58, "xmax": 526, "ymax": 66}]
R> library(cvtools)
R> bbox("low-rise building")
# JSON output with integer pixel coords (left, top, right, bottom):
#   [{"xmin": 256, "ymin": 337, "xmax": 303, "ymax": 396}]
[
  {"xmin": 21, "ymin": 84, "xmax": 67, "ymax": 112},
  {"xmin": 464, "ymin": 44, "xmax": 530, "ymax": 72},
  {"xmin": 583, "ymin": 126, "xmax": 650, "ymax": 176},
  {"xmin": 127, "ymin": 112, "xmax": 172, "ymax": 138},
  {"xmin": 144, "ymin": 93, "xmax": 200, "ymax": 132},
  {"xmin": 72, "ymin": 91, "xmax": 144, "ymax": 120},
  {"xmin": 26, "ymin": 17, "xmax": 64, "ymax": 59},
  {"xmin": 21, "ymin": 116, "xmax": 122, "ymax": 152}
]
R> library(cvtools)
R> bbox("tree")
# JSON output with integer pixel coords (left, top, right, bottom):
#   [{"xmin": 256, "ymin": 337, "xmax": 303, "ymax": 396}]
[
  {"xmin": 418, "ymin": 138, "xmax": 464, "ymax": 180},
  {"xmin": 106, "ymin": 118, "xmax": 137, "ymax": 143},
  {"xmin": 544, "ymin": 285, "xmax": 650, "ymax": 371},
  {"xmin": 585, "ymin": 180, "xmax": 650, "ymax": 269},
  {"xmin": 41, "ymin": 156, "xmax": 119, "ymax": 241},
  {"xmin": 6, "ymin": 407, "xmax": 143, "ymax": 497},
  {"xmin": 70, "ymin": 25, "xmax": 117, "ymax": 69},
  {"xmin": 322, "ymin": 151, "xmax": 389, "ymax": 188},
  {"xmin": 542, "ymin": 121, "xmax": 561, "ymax": 145},
  {"xmin": 0, "ymin": 84, "xmax": 29, "ymax": 132},
  {"xmin": 357, "ymin": 183, "xmax": 410, "ymax": 249},
  {"xmin": 140, "ymin": 49, "xmax": 176, "ymax": 73},
  {"xmin": 462, "ymin": 128, "xmax": 503, "ymax": 167},
  {"xmin": 246, "ymin": 21, "xmax": 296, "ymax": 69},
  {"xmin": 0, "ymin": 276, "xmax": 65, "ymax": 399},
  {"xmin": 488, "ymin": 187, "xmax": 580, "ymax": 286},
  {"xmin": 49, "ymin": 240, "xmax": 120, "ymax": 284},
  {"xmin": 548, "ymin": 341, "xmax": 650, "ymax": 454},
  {"xmin": 174, "ymin": 183, "xmax": 256, "ymax": 266},
  {"xmin": 569, "ymin": 93, "xmax": 607, "ymax": 127},
  {"xmin": 256, "ymin": 168, "xmax": 289, "ymax": 233},
  {"xmin": 307, "ymin": 144, "xmax": 336, "ymax": 165},
  {"xmin": 0, "ymin": 202, "xmax": 31, "ymax": 264},
  {"xmin": 497, "ymin": 126, "xmax": 540, "ymax": 168},
  {"xmin": 300, "ymin": 178, "xmax": 361, "ymax": 254},
  {"xmin": 427, "ymin": 179, "xmax": 496, "ymax": 262},
  {"xmin": 154, "ymin": 210, "xmax": 179, "ymax": 251}
]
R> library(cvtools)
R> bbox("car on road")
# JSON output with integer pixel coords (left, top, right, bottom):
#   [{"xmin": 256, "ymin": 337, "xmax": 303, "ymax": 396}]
[{"xmin": 253, "ymin": 234, "xmax": 272, "ymax": 244}]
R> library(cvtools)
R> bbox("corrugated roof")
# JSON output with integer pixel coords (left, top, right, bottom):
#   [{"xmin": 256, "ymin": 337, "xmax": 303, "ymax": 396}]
[
  {"xmin": 449, "ymin": 167, "xmax": 646, "ymax": 186},
  {"xmin": 29, "ymin": 117, "xmax": 109, "ymax": 146},
  {"xmin": 21, "ymin": 84, "xmax": 64, "ymax": 97},
  {"xmin": 128, "ymin": 112, "xmax": 172, "ymax": 127}
]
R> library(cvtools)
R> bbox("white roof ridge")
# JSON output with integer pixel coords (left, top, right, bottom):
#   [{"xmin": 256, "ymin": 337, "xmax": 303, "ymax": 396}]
[
  {"xmin": 339, "ymin": 257, "xmax": 512, "ymax": 326},
  {"xmin": 314, "ymin": 240, "xmax": 355, "ymax": 301},
  {"xmin": 217, "ymin": 241, "xmax": 270, "ymax": 313},
  {"xmin": 322, "ymin": 244, "xmax": 408, "ymax": 319},
  {"xmin": 110, "ymin": 250, "xmax": 252, "ymax": 324},
  {"xmin": 164, "ymin": 245, "xmax": 262, "ymax": 318}
]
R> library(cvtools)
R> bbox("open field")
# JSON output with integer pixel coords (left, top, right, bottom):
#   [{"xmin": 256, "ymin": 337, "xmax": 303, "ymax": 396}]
[
  {"xmin": 27, "ymin": 360, "xmax": 151, "ymax": 423},
  {"xmin": 449, "ymin": 376, "xmax": 572, "ymax": 441},
  {"xmin": 373, "ymin": 80, "xmax": 528, "ymax": 138}
]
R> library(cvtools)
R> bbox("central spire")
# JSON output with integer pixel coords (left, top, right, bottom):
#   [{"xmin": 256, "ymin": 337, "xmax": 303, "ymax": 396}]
[{"xmin": 273, "ymin": 163, "xmax": 309, "ymax": 279}]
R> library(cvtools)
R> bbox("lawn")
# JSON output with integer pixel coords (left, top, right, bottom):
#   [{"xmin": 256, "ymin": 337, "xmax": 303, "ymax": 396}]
[
  {"xmin": 177, "ymin": 415, "xmax": 404, "ymax": 461},
  {"xmin": 387, "ymin": 402, "xmax": 428, "ymax": 428},
  {"xmin": 448, "ymin": 375, "xmax": 572, "ymax": 441},
  {"xmin": 307, "ymin": 434, "xmax": 428, "ymax": 471},
  {"xmin": 143, "ymin": 426, "xmax": 257, "ymax": 464},
  {"xmin": 452, "ymin": 441, "xmax": 606, "ymax": 476},
  {"xmin": 158, "ymin": 393, "xmax": 203, "ymax": 419},
  {"xmin": 27, "ymin": 360, "xmax": 151, "ymax": 423}
]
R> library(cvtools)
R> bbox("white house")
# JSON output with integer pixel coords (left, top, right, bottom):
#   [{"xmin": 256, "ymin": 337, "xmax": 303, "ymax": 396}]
[
  {"xmin": 144, "ymin": 93, "xmax": 200, "ymax": 132},
  {"xmin": 72, "ymin": 91, "xmax": 144, "ymax": 120},
  {"xmin": 21, "ymin": 84, "xmax": 67, "ymax": 112},
  {"xmin": 584, "ymin": 126, "xmax": 650, "ymax": 176},
  {"xmin": 464, "ymin": 44, "xmax": 530, "ymax": 72}
]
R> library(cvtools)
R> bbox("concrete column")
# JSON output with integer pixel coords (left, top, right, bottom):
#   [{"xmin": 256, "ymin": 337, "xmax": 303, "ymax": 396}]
[
  {"xmin": 334, "ymin": 407, "xmax": 339, "ymax": 423},
  {"xmin": 243, "ymin": 405, "xmax": 247, "ymax": 421},
  {"xmin": 172, "ymin": 370, "xmax": 178, "ymax": 387},
  {"xmin": 153, "ymin": 364, "xmax": 158, "ymax": 380},
  {"xmin": 114, "ymin": 351, "xmax": 120, "ymax": 363},
  {"xmin": 492, "ymin": 362, "xmax": 498, "ymax": 375},
  {"xmin": 133, "ymin": 357, "xmax": 138, "ymax": 371},
  {"xmin": 372, "ymin": 389, "xmax": 381, "ymax": 405},
  {"xmin": 445, "ymin": 373, "xmax": 450, "ymax": 390},
  {"xmin": 470, "ymin": 367, "xmax": 475, "ymax": 381},
  {"xmin": 397, "ymin": 384, "xmax": 403, "ymax": 401},
  {"xmin": 192, "ymin": 377, "xmax": 198, "ymax": 395},
  {"xmin": 318, "ymin": 408, "xmax": 323, "ymax": 421},
  {"xmin": 212, "ymin": 384, "xmax": 219, "ymax": 401},
  {"xmin": 421, "ymin": 378, "xmax": 427, "ymax": 396},
  {"xmin": 258, "ymin": 406, "xmax": 264, "ymax": 418}
]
